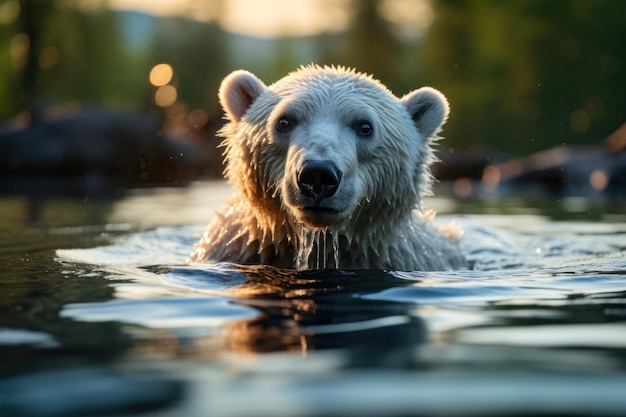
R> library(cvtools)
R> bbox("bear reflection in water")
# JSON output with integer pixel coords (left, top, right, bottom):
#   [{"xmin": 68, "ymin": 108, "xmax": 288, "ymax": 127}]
[
  {"xmin": 190, "ymin": 65, "xmax": 466, "ymax": 271},
  {"xmin": 195, "ymin": 265, "xmax": 426, "ymax": 358}
]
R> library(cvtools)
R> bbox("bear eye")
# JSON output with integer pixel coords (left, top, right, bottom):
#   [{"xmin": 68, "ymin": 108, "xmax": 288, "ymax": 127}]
[
  {"xmin": 356, "ymin": 121, "xmax": 373, "ymax": 137},
  {"xmin": 276, "ymin": 117, "xmax": 293, "ymax": 132}
]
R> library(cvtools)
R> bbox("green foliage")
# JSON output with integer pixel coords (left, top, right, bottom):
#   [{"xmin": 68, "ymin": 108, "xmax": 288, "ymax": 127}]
[
  {"xmin": 419, "ymin": 0, "xmax": 626, "ymax": 154},
  {"xmin": 0, "ymin": 0, "xmax": 624, "ymax": 155}
]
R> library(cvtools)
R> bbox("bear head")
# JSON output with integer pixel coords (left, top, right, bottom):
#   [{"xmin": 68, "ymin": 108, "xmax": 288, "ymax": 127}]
[{"xmin": 218, "ymin": 65, "xmax": 449, "ymax": 238}]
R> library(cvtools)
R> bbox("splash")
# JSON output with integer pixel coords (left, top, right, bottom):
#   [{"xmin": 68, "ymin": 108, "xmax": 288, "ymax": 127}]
[{"xmin": 295, "ymin": 226, "xmax": 339, "ymax": 270}]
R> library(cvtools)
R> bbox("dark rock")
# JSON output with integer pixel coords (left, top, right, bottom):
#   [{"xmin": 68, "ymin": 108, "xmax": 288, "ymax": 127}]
[
  {"xmin": 432, "ymin": 147, "xmax": 508, "ymax": 181},
  {"xmin": 490, "ymin": 145, "xmax": 626, "ymax": 198},
  {"xmin": 0, "ymin": 104, "xmax": 221, "ymax": 196}
]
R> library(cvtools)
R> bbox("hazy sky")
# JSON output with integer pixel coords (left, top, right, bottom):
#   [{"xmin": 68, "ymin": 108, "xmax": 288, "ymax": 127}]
[
  {"xmin": 104, "ymin": 0, "xmax": 353, "ymax": 37},
  {"xmin": 101, "ymin": 0, "xmax": 431, "ymax": 39}
]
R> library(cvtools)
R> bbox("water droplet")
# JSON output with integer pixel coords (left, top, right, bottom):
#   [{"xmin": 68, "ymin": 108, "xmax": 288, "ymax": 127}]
[
  {"xmin": 331, "ymin": 230, "xmax": 339, "ymax": 268},
  {"xmin": 320, "ymin": 229, "xmax": 327, "ymax": 269},
  {"xmin": 314, "ymin": 229, "xmax": 322, "ymax": 269},
  {"xmin": 295, "ymin": 226, "xmax": 340, "ymax": 270},
  {"xmin": 296, "ymin": 225, "xmax": 315, "ymax": 269}
]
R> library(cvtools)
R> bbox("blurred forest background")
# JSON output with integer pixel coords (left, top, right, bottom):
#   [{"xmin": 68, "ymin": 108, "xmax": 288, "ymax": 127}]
[{"xmin": 0, "ymin": 0, "xmax": 625, "ymax": 194}]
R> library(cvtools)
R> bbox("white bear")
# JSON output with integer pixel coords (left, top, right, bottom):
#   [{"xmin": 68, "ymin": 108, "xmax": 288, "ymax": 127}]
[{"xmin": 189, "ymin": 65, "xmax": 466, "ymax": 271}]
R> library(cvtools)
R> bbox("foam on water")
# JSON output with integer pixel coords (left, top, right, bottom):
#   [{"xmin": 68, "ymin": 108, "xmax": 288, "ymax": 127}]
[{"xmin": 56, "ymin": 215, "xmax": 626, "ymax": 305}]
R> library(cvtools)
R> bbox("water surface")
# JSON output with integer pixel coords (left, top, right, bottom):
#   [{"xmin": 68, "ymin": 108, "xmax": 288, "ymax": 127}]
[{"xmin": 1, "ymin": 182, "xmax": 625, "ymax": 417}]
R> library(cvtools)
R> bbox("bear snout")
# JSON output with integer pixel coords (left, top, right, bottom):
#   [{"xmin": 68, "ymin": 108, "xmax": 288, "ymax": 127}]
[{"xmin": 297, "ymin": 160, "xmax": 342, "ymax": 206}]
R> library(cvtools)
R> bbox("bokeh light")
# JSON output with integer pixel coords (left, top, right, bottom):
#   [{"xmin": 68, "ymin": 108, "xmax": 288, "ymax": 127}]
[
  {"xmin": 570, "ymin": 109, "xmax": 591, "ymax": 134},
  {"xmin": 10, "ymin": 33, "xmax": 29, "ymax": 70},
  {"xmin": 149, "ymin": 63, "xmax": 174, "ymax": 87},
  {"xmin": 39, "ymin": 46, "xmax": 60, "ymax": 70},
  {"xmin": 453, "ymin": 178, "xmax": 472, "ymax": 198},
  {"xmin": 0, "ymin": 0, "xmax": 20, "ymax": 24},
  {"xmin": 589, "ymin": 169, "xmax": 609, "ymax": 191},
  {"xmin": 482, "ymin": 165, "xmax": 501, "ymax": 187},
  {"xmin": 154, "ymin": 85, "xmax": 177, "ymax": 107},
  {"xmin": 187, "ymin": 109, "xmax": 209, "ymax": 129}
]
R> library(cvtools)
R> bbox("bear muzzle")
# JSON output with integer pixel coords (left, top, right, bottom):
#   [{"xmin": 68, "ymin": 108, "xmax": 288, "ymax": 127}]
[
  {"xmin": 297, "ymin": 160, "xmax": 342, "ymax": 206},
  {"xmin": 291, "ymin": 159, "xmax": 349, "ymax": 228}
]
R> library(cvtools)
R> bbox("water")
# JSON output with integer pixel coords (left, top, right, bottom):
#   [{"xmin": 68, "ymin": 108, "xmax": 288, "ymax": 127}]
[
  {"xmin": 296, "ymin": 227, "xmax": 340, "ymax": 270},
  {"xmin": 1, "ymin": 182, "xmax": 625, "ymax": 417}
]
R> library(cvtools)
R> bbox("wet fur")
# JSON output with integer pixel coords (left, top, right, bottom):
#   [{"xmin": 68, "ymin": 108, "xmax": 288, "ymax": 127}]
[{"xmin": 189, "ymin": 65, "xmax": 466, "ymax": 270}]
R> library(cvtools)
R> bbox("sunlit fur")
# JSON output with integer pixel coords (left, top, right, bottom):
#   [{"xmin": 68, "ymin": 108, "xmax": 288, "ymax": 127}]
[{"xmin": 189, "ymin": 65, "xmax": 467, "ymax": 270}]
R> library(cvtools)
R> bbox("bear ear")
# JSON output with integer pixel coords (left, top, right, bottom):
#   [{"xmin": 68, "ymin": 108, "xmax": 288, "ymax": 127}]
[
  {"xmin": 219, "ymin": 70, "xmax": 267, "ymax": 122},
  {"xmin": 400, "ymin": 87, "xmax": 450, "ymax": 138}
]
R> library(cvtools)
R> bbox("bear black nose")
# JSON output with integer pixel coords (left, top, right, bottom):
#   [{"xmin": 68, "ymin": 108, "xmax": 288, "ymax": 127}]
[{"xmin": 297, "ymin": 160, "xmax": 341, "ymax": 206}]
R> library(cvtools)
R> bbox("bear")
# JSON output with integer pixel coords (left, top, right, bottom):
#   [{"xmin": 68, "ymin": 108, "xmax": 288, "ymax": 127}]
[{"xmin": 189, "ymin": 65, "xmax": 467, "ymax": 271}]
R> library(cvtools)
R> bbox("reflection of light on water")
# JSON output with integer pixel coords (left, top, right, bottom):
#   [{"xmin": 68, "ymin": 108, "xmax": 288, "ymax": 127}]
[
  {"xmin": 108, "ymin": 182, "xmax": 233, "ymax": 225},
  {"xmin": 457, "ymin": 323, "xmax": 626, "ymax": 348},
  {"xmin": 62, "ymin": 297, "xmax": 259, "ymax": 329},
  {"xmin": 307, "ymin": 315, "xmax": 410, "ymax": 334},
  {"xmin": 0, "ymin": 329, "xmax": 60, "ymax": 348}
]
